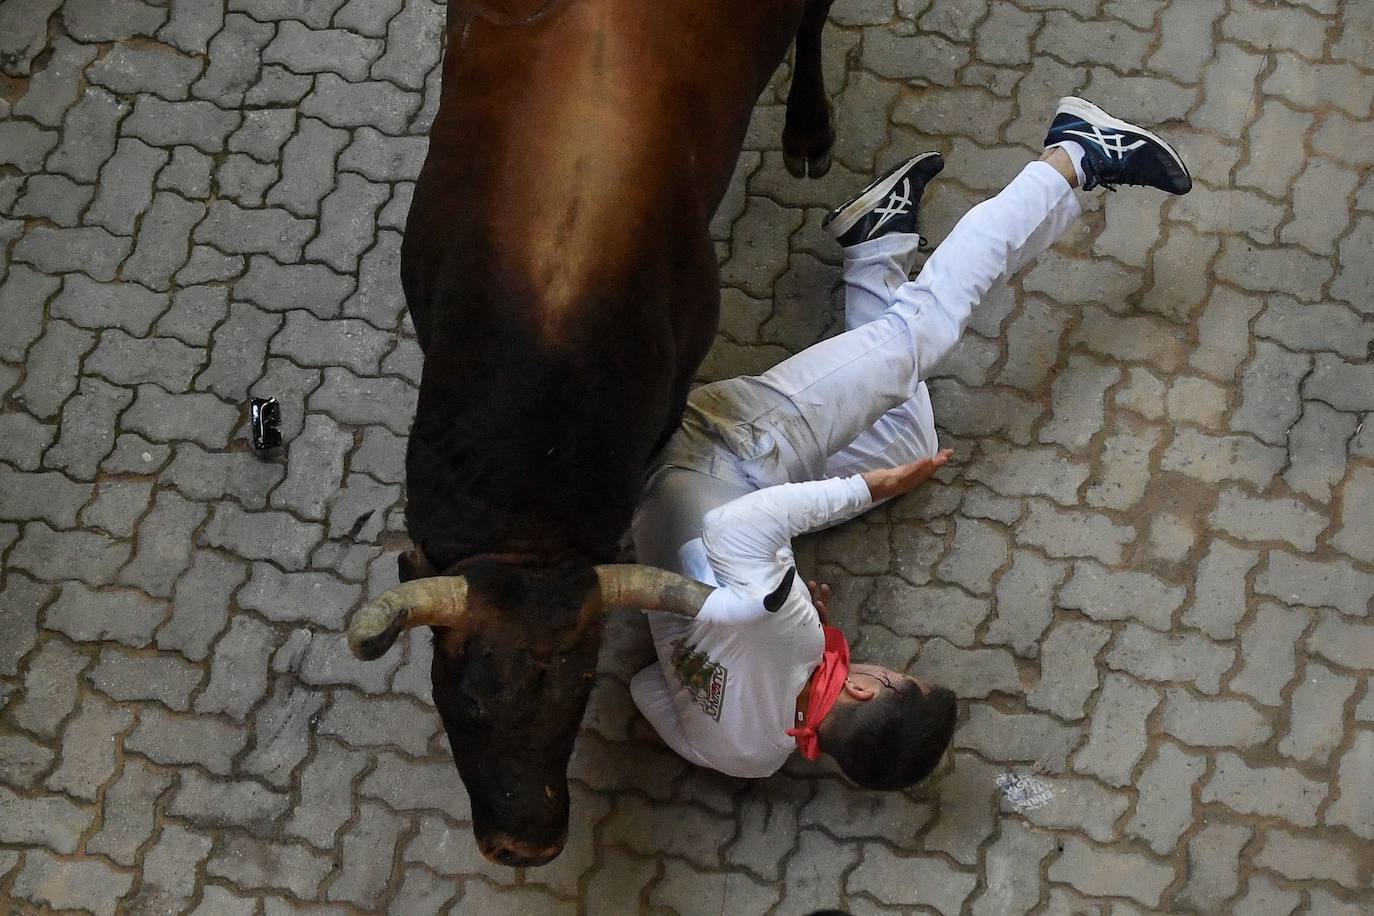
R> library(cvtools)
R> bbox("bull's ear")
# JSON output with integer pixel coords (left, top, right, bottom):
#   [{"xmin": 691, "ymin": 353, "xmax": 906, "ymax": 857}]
[
  {"xmin": 763, "ymin": 567, "xmax": 797, "ymax": 613},
  {"xmin": 398, "ymin": 545, "xmax": 436, "ymax": 582}
]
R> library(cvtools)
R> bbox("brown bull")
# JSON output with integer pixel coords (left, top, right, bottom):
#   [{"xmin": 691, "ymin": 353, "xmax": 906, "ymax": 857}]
[{"xmin": 349, "ymin": 0, "xmax": 841, "ymax": 866}]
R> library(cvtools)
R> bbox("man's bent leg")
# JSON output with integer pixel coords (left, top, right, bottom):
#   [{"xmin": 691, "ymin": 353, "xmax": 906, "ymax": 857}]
[
  {"xmin": 842, "ymin": 231, "xmax": 923, "ymax": 329},
  {"xmin": 696, "ymin": 159, "xmax": 1079, "ymax": 489}
]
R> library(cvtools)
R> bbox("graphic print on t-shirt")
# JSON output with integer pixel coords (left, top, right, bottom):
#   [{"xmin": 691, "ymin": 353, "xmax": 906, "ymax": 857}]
[{"xmin": 670, "ymin": 639, "xmax": 729, "ymax": 721}]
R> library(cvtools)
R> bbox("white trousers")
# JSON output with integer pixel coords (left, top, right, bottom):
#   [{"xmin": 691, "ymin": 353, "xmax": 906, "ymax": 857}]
[{"xmin": 634, "ymin": 161, "xmax": 1081, "ymax": 569}]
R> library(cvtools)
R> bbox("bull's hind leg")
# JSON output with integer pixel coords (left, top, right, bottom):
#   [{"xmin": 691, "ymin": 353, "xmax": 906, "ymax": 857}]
[{"xmin": 782, "ymin": 0, "xmax": 837, "ymax": 178}]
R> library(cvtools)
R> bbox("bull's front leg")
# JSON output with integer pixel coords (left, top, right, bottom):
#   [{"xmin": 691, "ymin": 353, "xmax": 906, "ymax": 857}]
[{"xmin": 782, "ymin": 0, "xmax": 838, "ymax": 178}]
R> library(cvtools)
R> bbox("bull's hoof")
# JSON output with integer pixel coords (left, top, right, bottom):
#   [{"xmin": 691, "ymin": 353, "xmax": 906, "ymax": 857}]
[{"xmin": 784, "ymin": 146, "xmax": 833, "ymax": 179}]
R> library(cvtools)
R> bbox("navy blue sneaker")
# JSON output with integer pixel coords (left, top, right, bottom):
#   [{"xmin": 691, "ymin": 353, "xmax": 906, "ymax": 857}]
[
  {"xmin": 823, "ymin": 151, "xmax": 944, "ymax": 247},
  {"xmin": 1044, "ymin": 97, "xmax": 1192, "ymax": 195}
]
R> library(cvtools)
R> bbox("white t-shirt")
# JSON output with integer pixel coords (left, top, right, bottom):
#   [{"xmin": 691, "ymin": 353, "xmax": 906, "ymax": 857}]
[{"xmin": 630, "ymin": 475, "xmax": 872, "ymax": 778}]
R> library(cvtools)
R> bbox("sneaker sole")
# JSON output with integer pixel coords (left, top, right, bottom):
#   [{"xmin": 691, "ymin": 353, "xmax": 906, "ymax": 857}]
[
  {"xmin": 1056, "ymin": 96, "xmax": 1192, "ymax": 191},
  {"xmin": 824, "ymin": 151, "xmax": 943, "ymax": 240}
]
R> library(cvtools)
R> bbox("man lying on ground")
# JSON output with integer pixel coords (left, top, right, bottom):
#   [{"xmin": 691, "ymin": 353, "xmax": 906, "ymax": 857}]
[{"xmin": 629, "ymin": 97, "xmax": 1192, "ymax": 788}]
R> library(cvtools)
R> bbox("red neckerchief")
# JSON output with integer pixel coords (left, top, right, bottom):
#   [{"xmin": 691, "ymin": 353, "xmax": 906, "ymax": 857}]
[{"xmin": 786, "ymin": 625, "xmax": 851, "ymax": 760}]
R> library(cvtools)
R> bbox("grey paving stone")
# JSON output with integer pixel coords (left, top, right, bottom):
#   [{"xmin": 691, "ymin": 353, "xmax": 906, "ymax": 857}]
[
  {"xmin": 913, "ymin": 639, "xmax": 1019, "ymax": 699},
  {"xmin": 47, "ymin": 87, "xmax": 128, "ymax": 182},
  {"xmin": 86, "ymin": 329, "xmax": 204, "ymax": 391},
  {"xmin": 1071, "ymin": 674, "xmax": 1159, "ymax": 786},
  {"xmin": 1069, "ymin": 304, "xmax": 1187, "ymax": 371},
  {"xmin": 274, "ymin": 310, "xmax": 394, "ymax": 376},
  {"xmin": 101, "ymin": 432, "xmax": 171, "ymax": 474},
  {"xmin": 245, "ymin": 63, "xmax": 314, "ymax": 107},
  {"xmin": 864, "ymin": 578, "xmax": 988, "ymax": 647},
  {"xmin": 190, "ymin": 887, "xmax": 260, "ymax": 916},
  {"xmin": 1279, "ymin": 661, "xmax": 1356, "ymax": 764},
  {"xmin": 1009, "ymin": 774, "xmax": 1129, "ymax": 844},
  {"xmin": 202, "ymin": 503, "xmax": 324, "ymax": 570},
  {"xmin": 8, "ymin": 639, "xmax": 89, "ymax": 737},
  {"xmin": 0, "ymin": 467, "xmax": 91, "ymax": 528},
  {"xmin": 1048, "ymin": 836, "xmax": 1174, "ymax": 908},
  {"xmin": 984, "ymin": 550, "xmax": 1065, "ymax": 657},
  {"xmin": 319, "ymin": 690, "xmax": 435, "ymax": 756},
  {"xmin": 159, "ymin": 550, "xmax": 246, "ymax": 661},
  {"xmin": 1190, "ymin": 286, "xmax": 1265, "ymax": 380},
  {"xmin": 127, "ymin": 706, "xmax": 247, "ymax": 777},
  {"xmin": 0, "ymin": 0, "xmax": 63, "ymax": 77},
  {"xmin": 1160, "ymin": 428, "xmax": 1286, "ymax": 488},
  {"xmin": 344, "ymin": 229, "xmax": 406, "ymax": 326},
  {"xmin": 329, "ymin": 801, "xmax": 407, "ymax": 906},
  {"xmin": 236, "ymin": 256, "xmax": 354, "ymax": 318},
  {"xmin": 123, "ymin": 191, "xmax": 207, "ymax": 290},
  {"xmin": 12, "ymin": 173, "xmax": 94, "ymax": 227},
  {"xmin": 229, "ymin": 0, "xmax": 349, "ymax": 27},
  {"xmin": 240, "ymin": 678, "xmax": 327, "ymax": 787},
  {"xmin": 50, "ymin": 274, "xmax": 169, "ymax": 336},
  {"xmin": 122, "ymin": 383, "xmax": 240, "ymax": 449},
  {"xmin": 284, "ymin": 738, "xmax": 369, "ymax": 846},
  {"xmin": 1211, "ymin": 487, "xmax": 1328, "ymax": 551},
  {"xmin": 9, "ymin": 521, "xmax": 132, "ymax": 584},
  {"xmin": 208, "ymin": 834, "xmax": 333, "ymax": 898},
  {"xmin": 1026, "ymin": 619, "xmax": 1110, "ymax": 720},
  {"xmin": 118, "ymin": 488, "xmax": 207, "ymax": 597},
  {"xmin": 1058, "ymin": 562, "xmax": 1185, "ymax": 631},
  {"xmin": 194, "ymin": 614, "xmax": 277, "ymax": 721},
  {"xmin": 335, "ymin": 0, "xmax": 404, "ymax": 34},
  {"xmin": 46, "ymin": 580, "xmax": 167, "ymax": 647},
  {"xmin": 192, "ymin": 12, "xmax": 274, "ymax": 106},
  {"xmin": 0, "ymin": 784, "xmax": 94, "ymax": 856},
  {"xmin": 351, "ymin": 426, "xmax": 407, "ymax": 482},
  {"xmin": 13, "ymin": 225, "xmax": 132, "ymax": 282},
  {"xmin": 300, "ymin": 73, "xmax": 422, "ymax": 134},
  {"xmin": 309, "ymin": 366, "xmax": 415, "ymax": 435},
  {"xmin": 954, "ymin": 705, "xmax": 1079, "ymax": 773},
  {"xmin": 378, "ymin": 184, "xmax": 413, "ymax": 230},
  {"xmin": 1176, "ymin": 821, "xmax": 1252, "ymax": 912},
  {"xmin": 265, "ymin": 20, "xmax": 383, "ymax": 80},
  {"xmin": 1252, "ymin": 827, "xmax": 1360, "ymax": 887},
  {"xmin": 1331, "ymin": 464, "xmax": 1374, "ymax": 563},
  {"xmin": 306, "ymin": 173, "xmax": 390, "ymax": 273},
  {"xmin": 227, "ymin": 110, "xmax": 295, "ymax": 165},
  {"xmin": 195, "ymin": 301, "xmax": 282, "ymax": 401},
  {"xmin": 327, "ymin": 473, "xmax": 399, "ymax": 540},
  {"xmin": 1230, "ymin": 602, "xmax": 1309, "ymax": 705},
  {"xmin": 218, "ymin": 153, "xmax": 278, "ymax": 206},
  {"xmin": 1085, "ymin": 424, "xmax": 1160, "ymax": 511},
  {"xmin": 176, "ymin": 246, "xmax": 244, "ymax": 285},
  {"xmin": 340, "ymin": 128, "xmax": 427, "ymax": 183},
  {"xmin": 969, "ymin": 819, "xmax": 1055, "ymax": 916},
  {"xmin": 1326, "ymin": 729, "xmax": 1374, "ymax": 839},
  {"xmin": 1255, "ymin": 551, "xmax": 1374, "ymax": 618},
  {"xmin": 0, "ymin": 265, "xmax": 61, "ymax": 361},
  {"xmin": 1126, "ymin": 741, "xmax": 1206, "ymax": 854},
  {"xmin": 373, "ymin": 0, "xmax": 444, "ymax": 89},
  {"xmin": 11, "ymin": 847, "xmax": 132, "ymax": 916},
  {"xmin": 1307, "ymin": 609, "xmax": 1374, "ymax": 672},
  {"xmin": 1231, "ymin": 340, "xmax": 1310, "ymax": 445},
  {"xmin": 271, "ymin": 413, "xmax": 351, "ymax": 520},
  {"xmin": 0, "ymin": 733, "xmax": 55, "ymax": 789},
  {"xmin": 159, "ymin": 0, "xmax": 224, "ymax": 53},
  {"xmin": 44, "ymin": 692, "xmax": 133, "ymax": 800},
  {"xmin": 136, "ymin": 823, "xmax": 213, "ymax": 911},
  {"xmin": 89, "ymin": 43, "xmax": 204, "ymax": 100},
  {"xmin": 934, "ymin": 517, "xmax": 1007, "ymax": 594},
  {"xmin": 163, "ymin": 443, "xmax": 284, "ymax": 509},
  {"xmin": 83, "ymin": 752, "xmax": 171, "ymax": 867},
  {"xmin": 1016, "ymin": 500, "xmax": 1133, "ymax": 565},
  {"xmin": 0, "ymin": 411, "xmax": 55, "ymax": 472},
  {"xmin": 249, "ymin": 357, "xmax": 322, "ymax": 443},
  {"xmin": 196, "ymin": 201, "xmax": 315, "ymax": 261},
  {"xmin": 0, "ymin": 122, "xmax": 58, "ymax": 172},
  {"xmin": 964, "ymin": 440, "xmax": 1089, "ymax": 505},
  {"xmin": 1284, "ymin": 402, "xmax": 1359, "ymax": 503},
  {"xmin": 158, "ymin": 145, "xmax": 214, "ymax": 198},
  {"xmin": 1162, "ymin": 688, "xmax": 1272, "ymax": 748},
  {"xmin": 1232, "ymin": 874, "xmax": 1302, "ymax": 916},
  {"xmin": 1202, "ymin": 752, "xmax": 1326, "ymax": 826},
  {"xmin": 87, "ymin": 646, "xmax": 202, "ymax": 711},
  {"xmin": 265, "ymin": 117, "xmax": 352, "ymax": 219},
  {"xmin": 1107, "ymin": 624, "xmax": 1233, "ymax": 695},
  {"xmin": 1216, "ymin": 234, "xmax": 1334, "ymax": 302},
  {"xmin": 848, "ymin": 843, "xmax": 976, "ymax": 914}
]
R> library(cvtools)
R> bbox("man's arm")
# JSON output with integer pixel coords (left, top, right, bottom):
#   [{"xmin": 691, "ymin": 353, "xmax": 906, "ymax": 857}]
[{"xmin": 702, "ymin": 451, "xmax": 952, "ymax": 597}]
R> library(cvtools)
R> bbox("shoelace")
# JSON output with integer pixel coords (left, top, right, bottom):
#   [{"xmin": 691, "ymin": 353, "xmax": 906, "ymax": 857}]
[{"xmin": 1081, "ymin": 158, "xmax": 1120, "ymax": 193}]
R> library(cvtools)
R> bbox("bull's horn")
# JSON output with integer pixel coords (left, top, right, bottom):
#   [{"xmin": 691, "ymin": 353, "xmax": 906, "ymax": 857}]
[
  {"xmin": 347, "ymin": 577, "xmax": 470, "ymax": 660},
  {"xmin": 595, "ymin": 564, "xmax": 712, "ymax": 618}
]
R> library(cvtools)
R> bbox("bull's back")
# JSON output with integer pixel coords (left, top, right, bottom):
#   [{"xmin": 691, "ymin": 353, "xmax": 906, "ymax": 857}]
[{"xmin": 401, "ymin": 0, "xmax": 805, "ymax": 565}]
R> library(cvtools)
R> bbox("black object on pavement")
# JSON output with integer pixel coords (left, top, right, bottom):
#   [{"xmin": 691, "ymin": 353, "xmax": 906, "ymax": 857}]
[{"xmin": 250, "ymin": 397, "xmax": 282, "ymax": 450}]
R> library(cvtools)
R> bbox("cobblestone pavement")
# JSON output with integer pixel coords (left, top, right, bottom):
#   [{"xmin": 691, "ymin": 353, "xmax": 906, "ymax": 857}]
[{"xmin": 1, "ymin": 0, "xmax": 1372, "ymax": 913}]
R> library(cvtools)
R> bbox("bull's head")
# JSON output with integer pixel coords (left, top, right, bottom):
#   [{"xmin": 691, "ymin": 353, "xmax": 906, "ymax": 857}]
[{"xmin": 347, "ymin": 559, "xmax": 710, "ymax": 867}]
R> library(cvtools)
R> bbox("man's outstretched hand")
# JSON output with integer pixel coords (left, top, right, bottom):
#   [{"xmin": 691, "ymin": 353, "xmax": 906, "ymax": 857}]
[{"xmin": 860, "ymin": 448, "xmax": 953, "ymax": 502}]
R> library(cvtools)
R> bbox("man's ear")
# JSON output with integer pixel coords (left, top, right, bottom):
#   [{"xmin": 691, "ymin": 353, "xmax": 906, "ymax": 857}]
[{"xmin": 843, "ymin": 679, "xmax": 877, "ymax": 701}]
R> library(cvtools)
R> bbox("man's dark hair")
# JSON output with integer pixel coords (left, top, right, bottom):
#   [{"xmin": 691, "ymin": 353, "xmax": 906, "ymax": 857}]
[{"xmin": 818, "ymin": 683, "xmax": 958, "ymax": 790}]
